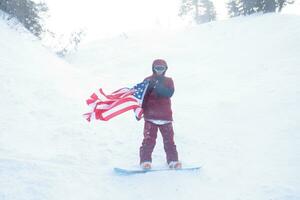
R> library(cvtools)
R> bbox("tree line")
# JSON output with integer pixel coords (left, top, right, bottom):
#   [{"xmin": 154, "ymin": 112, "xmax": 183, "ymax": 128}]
[
  {"xmin": 227, "ymin": 0, "xmax": 295, "ymax": 17},
  {"xmin": 179, "ymin": 0, "xmax": 295, "ymax": 24},
  {"xmin": 0, "ymin": 0, "xmax": 85, "ymax": 56}
]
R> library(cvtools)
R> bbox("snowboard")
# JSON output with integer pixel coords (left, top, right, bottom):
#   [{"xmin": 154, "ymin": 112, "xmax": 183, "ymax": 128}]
[{"xmin": 114, "ymin": 166, "xmax": 200, "ymax": 175}]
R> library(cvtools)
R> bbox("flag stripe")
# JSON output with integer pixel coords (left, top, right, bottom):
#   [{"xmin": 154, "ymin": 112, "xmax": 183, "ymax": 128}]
[
  {"xmin": 96, "ymin": 97, "xmax": 137, "ymax": 110},
  {"xmin": 102, "ymin": 98, "xmax": 138, "ymax": 117},
  {"xmin": 84, "ymin": 81, "xmax": 149, "ymax": 122},
  {"xmin": 102, "ymin": 103, "xmax": 140, "ymax": 120}
]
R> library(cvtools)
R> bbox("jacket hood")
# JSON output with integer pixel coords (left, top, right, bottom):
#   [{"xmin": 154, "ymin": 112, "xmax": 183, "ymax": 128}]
[{"xmin": 152, "ymin": 59, "xmax": 168, "ymax": 75}]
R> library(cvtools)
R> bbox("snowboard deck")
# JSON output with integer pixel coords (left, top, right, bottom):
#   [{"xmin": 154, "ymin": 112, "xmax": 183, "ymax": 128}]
[{"xmin": 114, "ymin": 166, "xmax": 201, "ymax": 175}]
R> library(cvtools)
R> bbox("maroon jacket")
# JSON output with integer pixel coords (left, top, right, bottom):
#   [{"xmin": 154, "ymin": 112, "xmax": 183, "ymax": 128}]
[{"xmin": 142, "ymin": 74, "xmax": 174, "ymax": 121}]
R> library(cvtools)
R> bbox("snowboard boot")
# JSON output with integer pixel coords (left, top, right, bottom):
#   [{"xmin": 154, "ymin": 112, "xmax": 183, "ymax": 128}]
[
  {"xmin": 140, "ymin": 161, "xmax": 152, "ymax": 170},
  {"xmin": 168, "ymin": 161, "xmax": 182, "ymax": 169}
]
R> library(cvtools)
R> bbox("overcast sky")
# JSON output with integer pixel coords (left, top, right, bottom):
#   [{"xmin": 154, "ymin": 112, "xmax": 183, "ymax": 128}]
[
  {"xmin": 42, "ymin": 0, "xmax": 299, "ymax": 41},
  {"xmin": 43, "ymin": 0, "xmax": 227, "ymax": 40}
]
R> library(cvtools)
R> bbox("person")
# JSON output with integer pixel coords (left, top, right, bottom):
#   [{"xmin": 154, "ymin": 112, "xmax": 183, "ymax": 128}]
[{"xmin": 139, "ymin": 59, "xmax": 182, "ymax": 170}]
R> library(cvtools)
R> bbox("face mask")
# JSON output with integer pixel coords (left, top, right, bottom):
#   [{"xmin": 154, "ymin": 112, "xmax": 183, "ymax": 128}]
[{"xmin": 153, "ymin": 65, "xmax": 167, "ymax": 75}]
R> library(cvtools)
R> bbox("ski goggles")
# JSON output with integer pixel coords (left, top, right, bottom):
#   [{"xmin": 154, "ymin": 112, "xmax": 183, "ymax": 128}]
[{"xmin": 153, "ymin": 65, "xmax": 167, "ymax": 72}]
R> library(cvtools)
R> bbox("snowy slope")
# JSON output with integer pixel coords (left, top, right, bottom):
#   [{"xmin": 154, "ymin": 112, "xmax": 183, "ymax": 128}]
[
  {"xmin": 1, "ymin": 13, "xmax": 300, "ymax": 200},
  {"xmin": 0, "ymin": 17, "xmax": 100, "ymax": 200}
]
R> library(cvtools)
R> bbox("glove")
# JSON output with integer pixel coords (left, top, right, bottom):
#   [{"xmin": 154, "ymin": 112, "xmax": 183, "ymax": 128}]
[
  {"xmin": 154, "ymin": 76, "xmax": 165, "ymax": 88},
  {"xmin": 147, "ymin": 76, "xmax": 165, "ymax": 94},
  {"xmin": 148, "ymin": 79, "xmax": 158, "ymax": 91},
  {"xmin": 153, "ymin": 77, "xmax": 174, "ymax": 98},
  {"xmin": 153, "ymin": 76, "xmax": 165, "ymax": 87}
]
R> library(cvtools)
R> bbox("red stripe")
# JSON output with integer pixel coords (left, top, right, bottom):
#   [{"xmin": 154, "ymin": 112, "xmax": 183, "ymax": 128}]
[
  {"xmin": 95, "ymin": 98, "xmax": 139, "ymax": 121},
  {"xmin": 96, "ymin": 97, "xmax": 138, "ymax": 111},
  {"xmin": 86, "ymin": 93, "xmax": 99, "ymax": 105},
  {"xmin": 85, "ymin": 86, "xmax": 143, "ymax": 121},
  {"xmin": 101, "ymin": 105, "xmax": 139, "ymax": 121}
]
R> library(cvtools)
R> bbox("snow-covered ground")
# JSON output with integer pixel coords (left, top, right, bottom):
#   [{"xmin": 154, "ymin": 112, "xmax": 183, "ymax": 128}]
[{"xmin": 0, "ymin": 13, "xmax": 300, "ymax": 200}]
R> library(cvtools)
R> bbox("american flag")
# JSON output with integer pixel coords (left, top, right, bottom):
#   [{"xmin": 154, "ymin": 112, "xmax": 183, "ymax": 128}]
[{"xmin": 83, "ymin": 81, "xmax": 149, "ymax": 122}]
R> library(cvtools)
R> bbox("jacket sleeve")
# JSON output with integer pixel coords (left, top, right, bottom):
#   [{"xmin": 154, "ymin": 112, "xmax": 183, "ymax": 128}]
[{"xmin": 154, "ymin": 78, "xmax": 174, "ymax": 98}]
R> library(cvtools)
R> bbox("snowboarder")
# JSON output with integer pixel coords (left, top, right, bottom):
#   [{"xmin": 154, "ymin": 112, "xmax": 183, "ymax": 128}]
[{"xmin": 139, "ymin": 59, "xmax": 181, "ymax": 170}]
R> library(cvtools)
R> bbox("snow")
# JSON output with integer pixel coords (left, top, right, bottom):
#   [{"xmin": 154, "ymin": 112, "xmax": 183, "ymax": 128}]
[{"xmin": 1, "ymin": 13, "xmax": 300, "ymax": 200}]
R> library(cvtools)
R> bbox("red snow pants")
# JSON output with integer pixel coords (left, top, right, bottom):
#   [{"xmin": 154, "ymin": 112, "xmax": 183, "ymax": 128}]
[{"xmin": 139, "ymin": 121, "xmax": 179, "ymax": 164}]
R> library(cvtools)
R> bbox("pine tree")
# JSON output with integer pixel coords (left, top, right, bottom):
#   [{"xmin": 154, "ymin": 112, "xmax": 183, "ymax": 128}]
[
  {"xmin": 197, "ymin": 0, "xmax": 216, "ymax": 23},
  {"xmin": 179, "ymin": 0, "xmax": 195, "ymax": 17},
  {"xmin": 179, "ymin": 0, "xmax": 200, "ymax": 23},
  {"xmin": 227, "ymin": 0, "xmax": 241, "ymax": 17},
  {"xmin": 277, "ymin": 0, "xmax": 295, "ymax": 12},
  {"xmin": 179, "ymin": 0, "xmax": 216, "ymax": 24},
  {"xmin": 242, "ymin": 0, "xmax": 260, "ymax": 15},
  {"xmin": 227, "ymin": 0, "xmax": 256, "ymax": 16},
  {"xmin": 0, "ymin": 0, "xmax": 48, "ymax": 37},
  {"xmin": 227, "ymin": 0, "xmax": 295, "ymax": 17},
  {"xmin": 263, "ymin": 0, "xmax": 277, "ymax": 13}
]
